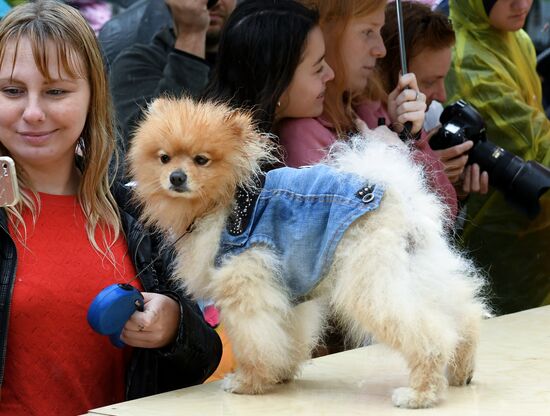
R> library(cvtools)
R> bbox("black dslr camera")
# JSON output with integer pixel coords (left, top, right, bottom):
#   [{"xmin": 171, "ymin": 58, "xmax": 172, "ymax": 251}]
[{"xmin": 430, "ymin": 100, "xmax": 550, "ymax": 218}]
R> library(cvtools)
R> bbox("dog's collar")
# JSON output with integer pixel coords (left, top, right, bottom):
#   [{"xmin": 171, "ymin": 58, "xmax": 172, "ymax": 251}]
[{"xmin": 226, "ymin": 173, "xmax": 266, "ymax": 236}]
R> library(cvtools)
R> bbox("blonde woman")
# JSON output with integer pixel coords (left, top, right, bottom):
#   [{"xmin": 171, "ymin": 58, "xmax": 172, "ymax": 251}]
[{"xmin": 0, "ymin": 2, "xmax": 221, "ymax": 414}]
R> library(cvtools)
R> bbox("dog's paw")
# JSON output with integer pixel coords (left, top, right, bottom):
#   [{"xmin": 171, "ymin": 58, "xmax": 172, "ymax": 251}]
[
  {"xmin": 222, "ymin": 373, "xmax": 266, "ymax": 395},
  {"xmin": 447, "ymin": 369, "xmax": 474, "ymax": 387},
  {"xmin": 447, "ymin": 357, "xmax": 475, "ymax": 387},
  {"xmin": 277, "ymin": 376, "xmax": 295, "ymax": 385},
  {"xmin": 391, "ymin": 387, "xmax": 439, "ymax": 409},
  {"xmin": 222, "ymin": 373, "xmax": 252, "ymax": 394}
]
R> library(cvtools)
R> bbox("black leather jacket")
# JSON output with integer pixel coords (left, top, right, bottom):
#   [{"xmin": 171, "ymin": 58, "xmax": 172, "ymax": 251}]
[{"xmin": 0, "ymin": 197, "xmax": 222, "ymax": 400}]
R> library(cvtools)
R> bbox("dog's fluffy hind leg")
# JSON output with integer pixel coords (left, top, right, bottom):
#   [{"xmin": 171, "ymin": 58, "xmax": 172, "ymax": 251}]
[
  {"xmin": 329, "ymin": 202, "xmax": 458, "ymax": 408},
  {"xmin": 211, "ymin": 247, "xmax": 297, "ymax": 394},
  {"xmin": 446, "ymin": 304, "xmax": 482, "ymax": 386}
]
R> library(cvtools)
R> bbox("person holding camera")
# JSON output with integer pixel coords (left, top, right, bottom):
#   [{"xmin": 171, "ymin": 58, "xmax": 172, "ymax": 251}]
[
  {"xmin": 277, "ymin": 0, "xmax": 466, "ymax": 222},
  {"xmin": 378, "ymin": 1, "xmax": 489, "ymax": 201},
  {"xmin": 109, "ymin": 0, "xmax": 237, "ymax": 151},
  {"xmin": 445, "ymin": 0, "xmax": 550, "ymax": 314},
  {"xmin": 0, "ymin": 2, "xmax": 222, "ymax": 414}
]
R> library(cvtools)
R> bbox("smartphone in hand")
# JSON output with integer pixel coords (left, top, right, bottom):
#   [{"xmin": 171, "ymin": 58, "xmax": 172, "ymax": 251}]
[{"xmin": 0, "ymin": 156, "xmax": 20, "ymax": 207}]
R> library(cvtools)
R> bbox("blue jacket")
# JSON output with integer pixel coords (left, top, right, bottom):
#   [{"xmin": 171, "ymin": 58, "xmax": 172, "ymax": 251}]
[{"xmin": 217, "ymin": 165, "xmax": 384, "ymax": 301}]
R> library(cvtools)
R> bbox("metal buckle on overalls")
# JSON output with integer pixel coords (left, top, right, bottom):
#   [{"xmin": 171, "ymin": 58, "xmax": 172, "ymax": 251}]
[{"xmin": 356, "ymin": 184, "xmax": 375, "ymax": 204}]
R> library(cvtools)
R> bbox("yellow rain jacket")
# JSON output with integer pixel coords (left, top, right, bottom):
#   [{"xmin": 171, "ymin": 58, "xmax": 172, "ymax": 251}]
[{"xmin": 446, "ymin": 0, "xmax": 550, "ymax": 314}]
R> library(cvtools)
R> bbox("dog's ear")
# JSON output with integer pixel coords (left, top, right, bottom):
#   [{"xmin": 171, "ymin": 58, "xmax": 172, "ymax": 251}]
[{"xmin": 223, "ymin": 108, "xmax": 255, "ymax": 140}]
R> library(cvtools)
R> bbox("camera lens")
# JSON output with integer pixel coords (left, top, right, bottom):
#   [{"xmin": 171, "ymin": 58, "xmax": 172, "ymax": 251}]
[
  {"xmin": 432, "ymin": 100, "xmax": 550, "ymax": 218},
  {"xmin": 469, "ymin": 132, "xmax": 550, "ymax": 218}
]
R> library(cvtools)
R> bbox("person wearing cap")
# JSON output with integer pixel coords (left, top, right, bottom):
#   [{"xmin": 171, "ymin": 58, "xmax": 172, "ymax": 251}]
[{"xmin": 446, "ymin": 0, "xmax": 550, "ymax": 315}]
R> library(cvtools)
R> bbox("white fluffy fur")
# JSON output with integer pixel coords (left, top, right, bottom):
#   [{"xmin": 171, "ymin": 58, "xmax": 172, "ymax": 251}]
[{"xmin": 131, "ymin": 100, "xmax": 487, "ymax": 409}]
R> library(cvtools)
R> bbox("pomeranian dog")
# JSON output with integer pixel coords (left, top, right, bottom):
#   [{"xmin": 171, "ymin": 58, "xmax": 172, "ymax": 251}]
[{"xmin": 128, "ymin": 97, "xmax": 487, "ymax": 409}]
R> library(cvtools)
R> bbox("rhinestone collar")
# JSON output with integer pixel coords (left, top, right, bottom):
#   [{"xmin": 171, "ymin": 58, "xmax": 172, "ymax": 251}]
[{"xmin": 226, "ymin": 173, "xmax": 266, "ymax": 236}]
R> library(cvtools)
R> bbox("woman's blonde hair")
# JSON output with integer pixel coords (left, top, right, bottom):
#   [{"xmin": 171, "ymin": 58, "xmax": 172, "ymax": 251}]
[
  {"xmin": 301, "ymin": 0, "xmax": 387, "ymax": 137},
  {"xmin": 0, "ymin": 0, "xmax": 121, "ymax": 253}
]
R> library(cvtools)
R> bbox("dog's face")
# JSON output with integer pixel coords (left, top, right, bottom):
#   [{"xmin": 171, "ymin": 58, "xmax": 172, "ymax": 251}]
[{"xmin": 128, "ymin": 97, "xmax": 271, "ymax": 232}]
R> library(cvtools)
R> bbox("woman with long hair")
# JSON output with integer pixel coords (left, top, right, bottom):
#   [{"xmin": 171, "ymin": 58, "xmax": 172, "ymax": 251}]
[
  {"xmin": 0, "ymin": 2, "xmax": 221, "ymax": 414},
  {"xmin": 278, "ymin": 0, "xmax": 459, "ymax": 219},
  {"xmin": 205, "ymin": 0, "xmax": 334, "ymax": 136}
]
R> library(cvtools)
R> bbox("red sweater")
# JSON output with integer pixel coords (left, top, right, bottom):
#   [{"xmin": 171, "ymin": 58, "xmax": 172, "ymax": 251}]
[{"xmin": 1, "ymin": 193, "xmax": 139, "ymax": 415}]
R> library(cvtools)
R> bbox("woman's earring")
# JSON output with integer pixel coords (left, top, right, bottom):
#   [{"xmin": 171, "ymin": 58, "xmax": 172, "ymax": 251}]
[{"xmin": 277, "ymin": 101, "xmax": 281, "ymax": 107}]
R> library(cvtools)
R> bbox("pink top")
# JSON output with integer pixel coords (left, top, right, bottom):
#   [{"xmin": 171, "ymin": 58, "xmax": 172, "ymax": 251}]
[{"xmin": 278, "ymin": 101, "xmax": 458, "ymax": 219}]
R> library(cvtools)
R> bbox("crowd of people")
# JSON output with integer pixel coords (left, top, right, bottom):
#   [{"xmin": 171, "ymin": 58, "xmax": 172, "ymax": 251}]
[{"xmin": 0, "ymin": 0, "xmax": 548, "ymax": 414}]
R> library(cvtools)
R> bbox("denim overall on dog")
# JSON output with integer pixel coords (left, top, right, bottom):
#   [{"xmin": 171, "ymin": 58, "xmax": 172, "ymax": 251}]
[{"xmin": 216, "ymin": 165, "xmax": 385, "ymax": 302}]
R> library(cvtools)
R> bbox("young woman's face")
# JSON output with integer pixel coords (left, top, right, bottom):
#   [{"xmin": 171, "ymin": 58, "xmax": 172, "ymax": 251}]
[
  {"xmin": 340, "ymin": 8, "xmax": 386, "ymax": 94},
  {"xmin": 0, "ymin": 37, "xmax": 90, "ymax": 175},
  {"xmin": 276, "ymin": 26, "xmax": 334, "ymax": 121},
  {"xmin": 488, "ymin": 0, "xmax": 533, "ymax": 32}
]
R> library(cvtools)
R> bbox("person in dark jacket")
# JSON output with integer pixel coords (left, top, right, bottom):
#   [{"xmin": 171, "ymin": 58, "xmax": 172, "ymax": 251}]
[
  {"xmin": 98, "ymin": 0, "xmax": 172, "ymax": 68},
  {"xmin": 108, "ymin": 0, "xmax": 236, "ymax": 154},
  {"xmin": 0, "ymin": 2, "xmax": 221, "ymax": 414}
]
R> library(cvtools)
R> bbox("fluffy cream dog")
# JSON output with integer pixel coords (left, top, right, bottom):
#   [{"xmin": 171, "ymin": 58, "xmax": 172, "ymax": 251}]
[{"xmin": 128, "ymin": 97, "xmax": 487, "ymax": 409}]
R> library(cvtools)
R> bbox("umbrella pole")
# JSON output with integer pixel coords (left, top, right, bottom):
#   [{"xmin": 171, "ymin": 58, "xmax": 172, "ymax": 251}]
[
  {"xmin": 394, "ymin": 0, "xmax": 417, "ymax": 140},
  {"xmin": 395, "ymin": 0, "xmax": 408, "ymax": 75}
]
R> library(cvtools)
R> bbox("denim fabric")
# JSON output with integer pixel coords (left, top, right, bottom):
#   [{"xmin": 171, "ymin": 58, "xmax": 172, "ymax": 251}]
[{"xmin": 216, "ymin": 165, "xmax": 384, "ymax": 301}]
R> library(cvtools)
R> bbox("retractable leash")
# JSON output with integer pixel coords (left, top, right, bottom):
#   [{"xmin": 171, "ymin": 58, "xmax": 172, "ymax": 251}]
[
  {"xmin": 395, "ymin": 0, "xmax": 417, "ymax": 142},
  {"xmin": 87, "ymin": 229, "xmax": 192, "ymax": 348},
  {"xmin": 87, "ymin": 279, "xmax": 144, "ymax": 348}
]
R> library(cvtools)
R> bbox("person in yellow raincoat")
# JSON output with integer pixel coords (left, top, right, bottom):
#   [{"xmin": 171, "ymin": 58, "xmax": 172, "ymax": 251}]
[{"xmin": 446, "ymin": 0, "xmax": 550, "ymax": 314}]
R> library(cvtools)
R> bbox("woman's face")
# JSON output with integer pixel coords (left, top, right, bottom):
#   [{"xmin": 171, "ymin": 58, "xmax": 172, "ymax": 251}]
[
  {"xmin": 339, "ymin": 7, "xmax": 386, "ymax": 94},
  {"xmin": 0, "ymin": 37, "xmax": 90, "ymax": 176},
  {"xmin": 276, "ymin": 26, "xmax": 335, "ymax": 121},
  {"xmin": 488, "ymin": 0, "xmax": 533, "ymax": 32}
]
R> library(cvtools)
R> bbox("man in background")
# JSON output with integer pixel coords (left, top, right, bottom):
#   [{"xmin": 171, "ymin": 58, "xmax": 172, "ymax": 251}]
[{"xmin": 109, "ymin": 0, "xmax": 236, "ymax": 148}]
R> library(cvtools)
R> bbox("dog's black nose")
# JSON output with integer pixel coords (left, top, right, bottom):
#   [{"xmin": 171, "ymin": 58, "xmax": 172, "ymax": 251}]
[{"xmin": 170, "ymin": 170, "xmax": 187, "ymax": 188}]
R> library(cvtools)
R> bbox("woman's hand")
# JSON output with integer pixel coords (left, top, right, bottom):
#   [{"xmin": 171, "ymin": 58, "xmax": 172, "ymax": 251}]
[
  {"xmin": 427, "ymin": 132, "xmax": 489, "ymax": 198},
  {"xmin": 459, "ymin": 163, "xmax": 489, "ymax": 198},
  {"xmin": 387, "ymin": 73, "xmax": 427, "ymax": 135},
  {"xmin": 356, "ymin": 118, "xmax": 405, "ymax": 147},
  {"xmin": 431, "ymin": 138, "xmax": 473, "ymax": 183},
  {"xmin": 121, "ymin": 292, "xmax": 181, "ymax": 349}
]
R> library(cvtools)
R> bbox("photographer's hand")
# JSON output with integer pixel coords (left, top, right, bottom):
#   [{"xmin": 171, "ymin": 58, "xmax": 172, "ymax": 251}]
[
  {"xmin": 431, "ymin": 138, "xmax": 473, "ymax": 184},
  {"xmin": 461, "ymin": 164, "xmax": 489, "ymax": 196},
  {"xmin": 121, "ymin": 292, "xmax": 181, "ymax": 348},
  {"xmin": 387, "ymin": 73, "xmax": 426, "ymax": 135}
]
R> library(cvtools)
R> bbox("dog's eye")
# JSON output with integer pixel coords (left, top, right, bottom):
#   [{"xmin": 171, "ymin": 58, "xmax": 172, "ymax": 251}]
[
  {"xmin": 160, "ymin": 154, "xmax": 171, "ymax": 164},
  {"xmin": 194, "ymin": 155, "xmax": 210, "ymax": 166}
]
